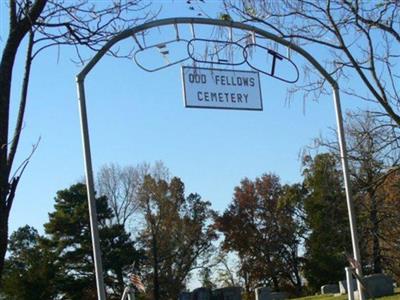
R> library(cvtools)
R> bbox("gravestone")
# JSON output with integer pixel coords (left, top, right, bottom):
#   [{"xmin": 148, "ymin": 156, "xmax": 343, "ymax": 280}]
[
  {"xmin": 212, "ymin": 287, "xmax": 241, "ymax": 300},
  {"xmin": 270, "ymin": 292, "xmax": 288, "ymax": 300},
  {"xmin": 339, "ymin": 279, "xmax": 357, "ymax": 294},
  {"xmin": 179, "ymin": 292, "xmax": 192, "ymax": 300},
  {"xmin": 321, "ymin": 284, "xmax": 340, "ymax": 294},
  {"xmin": 254, "ymin": 288, "xmax": 287, "ymax": 300},
  {"xmin": 364, "ymin": 274, "xmax": 394, "ymax": 297},
  {"xmin": 255, "ymin": 287, "xmax": 271, "ymax": 300},
  {"xmin": 192, "ymin": 287, "xmax": 211, "ymax": 300}
]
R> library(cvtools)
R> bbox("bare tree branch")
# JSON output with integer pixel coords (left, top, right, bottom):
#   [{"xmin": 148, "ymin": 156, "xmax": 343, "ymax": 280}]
[
  {"xmin": 221, "ymin": 0, "xmax": 400, "ymax": 128},
  {"xmin": 7, "ymin": 30, "xmax": 34, "ymax": 174}
]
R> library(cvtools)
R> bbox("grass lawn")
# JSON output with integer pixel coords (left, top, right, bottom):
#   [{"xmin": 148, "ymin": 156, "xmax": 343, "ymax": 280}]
[
  {"xmin": 292, "ymin": 294, "xmax": 347, "ymax": 300},
  {"xmin": 379, "ymin": 290, "xmax": 400, "ymax": 300},
  {"xmin": 292, "ymin": 288, "xmax": 400, "ymax": 300}
]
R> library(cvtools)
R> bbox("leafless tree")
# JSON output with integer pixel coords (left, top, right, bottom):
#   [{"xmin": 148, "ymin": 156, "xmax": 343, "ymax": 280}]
[
  {"xmin": 97, "ymin": 161, "xmax": 169, "ymax": 227},
  {"xmin": 213, "ymin": 250, "xmax": 241, "ymax": 288},
  {"xmin": 0, "ymin": 0, "xmax": 154, "ymax": 281},
  {"xmin": 97, "ymin": 163, "xmax": 141, "ymax": 227},
  {"xmin": 222, "ymin": 0, "xmax": 400, "ymax": 127},
  {"xmin": 312, "ymin": 111, "xmax": 400, "ymax": 177}
]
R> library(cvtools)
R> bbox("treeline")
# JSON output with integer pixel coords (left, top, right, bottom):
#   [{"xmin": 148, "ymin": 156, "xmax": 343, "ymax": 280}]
[
  {"xmin": 2, "ymin": 113, "xmax": 400, "ymax": 300},
  {"xmin": 2, "ymin": 167, "xmax": 217, "ymax": 300}
]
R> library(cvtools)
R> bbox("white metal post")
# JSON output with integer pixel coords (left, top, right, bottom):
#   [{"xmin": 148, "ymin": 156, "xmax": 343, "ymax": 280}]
[
  {"xmin": 333, "ymin": 87, "xmax": 365, "ymax": 300},
  {"xmin": 346, "ymin": 267, "xmax": 355, "ymax": 300},
  {"xmin": 76, "ymin": 77, "xmax": 107, "ymax": 300}
]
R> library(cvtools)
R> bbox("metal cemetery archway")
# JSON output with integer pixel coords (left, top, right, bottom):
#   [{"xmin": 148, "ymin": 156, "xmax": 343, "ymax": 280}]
[{"xmin": 76, "ymin": 18, "xmax": 364, "ymax": 300}]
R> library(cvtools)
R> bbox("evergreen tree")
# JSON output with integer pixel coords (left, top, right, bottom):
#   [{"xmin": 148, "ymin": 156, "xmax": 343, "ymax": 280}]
[
  {"xmin": 1, "ymin": 226, "xmax": 57, "ymax": 299},
  {"xmin": 302, "ymin": 154, "xmax": 351, "ymax": 291},
  {"xmin": 44, "ymin": 183, "xmax": 141, "ymax": 299}
]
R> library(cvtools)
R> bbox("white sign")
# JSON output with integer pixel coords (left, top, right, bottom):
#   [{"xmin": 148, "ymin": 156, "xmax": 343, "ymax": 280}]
[{"xmin": 182, "ymin": 67, "xmax": 263, "ymax": 111}]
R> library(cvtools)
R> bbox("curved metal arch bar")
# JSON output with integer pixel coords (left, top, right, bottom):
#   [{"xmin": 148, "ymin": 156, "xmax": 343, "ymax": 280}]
[
  {"xmin": 187, "ymin": 38, "xmax": 247, "ymax": 66},
  {"xmin": 133, "ymin": 39, "xmax": 191, "ymax": 72},
  {"xmin": 76, "ymin": 17, "xmax": 364, "ymax": 300},
  {"xmin": 77, "ymin": 17, "xmax": 336, "ymax": 87}
]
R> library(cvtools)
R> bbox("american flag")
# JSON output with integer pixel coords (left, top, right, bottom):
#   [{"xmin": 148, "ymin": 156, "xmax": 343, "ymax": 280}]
[{"xmin": 130, "ymin": 274, "xmax": 146, "ymax": 293}]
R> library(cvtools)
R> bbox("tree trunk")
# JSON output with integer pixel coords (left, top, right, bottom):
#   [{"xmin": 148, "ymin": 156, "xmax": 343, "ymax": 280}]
[
  {"xmin": 0, "ymin": 30, "xmax": 25, "ymax": 284},
  {"xmin": 291, "ymin": 249, "xmax": 302, "ymax": 296},
  {"xmin": 272, "ymin": 275, "xmax": 280, "ymax": 292},
  {"xmin": 152, "ymin": 233, "xmax": 160, "ymax": 300},
  {"xmin": 370, "ymin": 192, "xmax": 382, "ymax": 273},
  {"xmin": 0, "ymin": 204, "xmax": 10, "ymax": 285},
  {"xmin": 0, "ymin": 0, "xmax": 47, "ymax": 281},
  {"xmin": 0, "ymin": 29, "xmax": 34, "ymax": 283},
  {"xmin": 116, "ymin": 267, "xmax": 124, "ymax": 297}
]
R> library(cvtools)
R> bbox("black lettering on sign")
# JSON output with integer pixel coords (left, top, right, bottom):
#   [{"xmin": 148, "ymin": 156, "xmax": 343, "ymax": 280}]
[
  {"xmin": 189, "ymin": 73, "xmax": 206, "ymax": 84},
  {"xmin": 213, "ymin": 75, "xmax": 256, "ymax": 87}
]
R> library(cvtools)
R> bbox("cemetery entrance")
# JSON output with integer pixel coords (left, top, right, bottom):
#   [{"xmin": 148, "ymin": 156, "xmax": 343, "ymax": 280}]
[{"xmin": 76, "ymin": 17, "xmax": 364, "ymax": 300}]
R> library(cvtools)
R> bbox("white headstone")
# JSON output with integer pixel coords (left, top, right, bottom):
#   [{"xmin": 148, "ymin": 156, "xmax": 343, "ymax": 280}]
[{"xmin": 321, "ymin": 284, "xmax": 340, "ymax": 294}]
